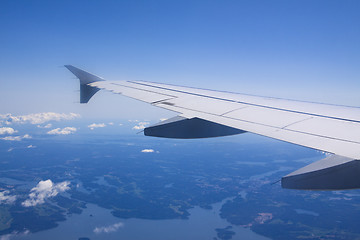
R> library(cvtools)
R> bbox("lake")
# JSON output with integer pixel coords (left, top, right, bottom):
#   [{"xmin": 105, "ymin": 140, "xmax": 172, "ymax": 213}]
[{"xmin": 13, "ymin": 198, "xmax": 270, "ymax": 240}]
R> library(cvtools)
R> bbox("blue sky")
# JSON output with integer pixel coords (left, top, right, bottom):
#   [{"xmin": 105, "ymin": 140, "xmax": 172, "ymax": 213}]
[{"xmin": 1, "ymin": 0, "xmax": 359, "ymax": 120}]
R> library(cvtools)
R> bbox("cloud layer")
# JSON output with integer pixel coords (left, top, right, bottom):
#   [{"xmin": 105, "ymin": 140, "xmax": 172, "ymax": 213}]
[
  {"xmin": 1, "ymin": 134, "xmax": 31, "ymax": 141},
  {"xmin": 0, "ymin": 112, "xmax": 80, "ymax": 125},
  {"xmin": 132, "ymin": 122, "xmax": 149, "ymax": 130},
  {"xmin": 94, "ymin": 222, "xmax": 124, "ymax": 234},
  {"xmin": 47, "ymin": 127, "xmax": 77, "ymax": 135},
  {"xmin": 0, "ymin": 230, "xmax": 30, "ymax": 240},
  {"xmin": 0, "ymin": 127, "xmax": 17, "ymax": 135},
  {"xmin": 141, "ymin": 149, "xmax": 155, "ymax": 153},
  {"xmin": 37, "ymin": 123, "xmax": 52, "ymax": 129},
  {"xmin": 88, "ymin": 123, "xmax": 106, "ymax": 130},
  {"xmin": 0, "ymin": 191, "xmax": 16, "ymax": 204},
  {"xmin": 22, "ymin": 180, "xmax": 70, "ymax": 207}
]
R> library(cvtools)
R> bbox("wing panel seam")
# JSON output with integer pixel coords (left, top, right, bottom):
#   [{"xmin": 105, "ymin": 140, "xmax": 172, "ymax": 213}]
[{"xmin": 158, "ymin": 104, "xmax": 360, "ymax": 145}]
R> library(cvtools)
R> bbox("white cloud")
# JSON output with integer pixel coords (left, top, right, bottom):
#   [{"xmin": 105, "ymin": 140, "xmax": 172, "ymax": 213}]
[
  {"xmin": 0, "ymin": 191, "xmax": 16, "ymax": 204},
  {"xmin": 108, "ymin": 122, "xmax": 114, "ymax": 125},
  {"xmin": 88, "ymin": 123, "xmax": 106, "ymax": 130},
  {"xmin": 0, "ymin": 127, "xmax": 17, "ymax": 135},
  {"xmin": 0, "ymin": 230, "xmax": 29, "ymax": 240},
  {"xmin": 141, "ymin": 149, "xmax": 154, "ymax": 153},
  {"xmin": 7, "ymin": 148, "xmax": 14, "ymax": 152},
  {"xmin": 22, "ymin": 179, "xmax": 70, "ymax": 207},
  {"xmin": 119, "ymin": 123, "xmax": 123, "ymax": 126},
  {"xmin": 94, "ymin": 222, "xmax": 124, "ymax": 234},
  {"xmin": 0, "ymin": 112, "xmax": 80, "ymax": 125},
  {"xmin": 132, "ymin": 122, "xmax": 149, "ymax": 130},
  {"xmin": 1, "ymin": 134, "xmax": 31, "ymax": 141},
  {"xmin": 47, "ymin": 127, "xmax": 77, "ymax": 135},
  {"xmin": 37, "ymin": 123, "xmax": 52, "ymax": 129},
  {"xmin": 27, "ymin": 145, "xmax": 36, "ymax": 149}
]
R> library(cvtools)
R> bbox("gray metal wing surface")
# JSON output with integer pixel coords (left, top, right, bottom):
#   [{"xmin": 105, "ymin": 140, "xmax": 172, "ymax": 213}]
[{"xmin": 65, "ymin": 65, "xmax": 360, "ymax": 190}]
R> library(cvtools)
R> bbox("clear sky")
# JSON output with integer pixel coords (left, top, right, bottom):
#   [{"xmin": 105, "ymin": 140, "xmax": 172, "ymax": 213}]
[{"xmin": 1, "ymin": 0, "xmax": 359, "ymax": 120}]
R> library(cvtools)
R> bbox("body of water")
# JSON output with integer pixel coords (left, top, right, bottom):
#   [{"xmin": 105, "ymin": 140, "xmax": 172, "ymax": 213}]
[{"xmin": 13, "ymin": 199, "xmax": 270, "ymax": 240}]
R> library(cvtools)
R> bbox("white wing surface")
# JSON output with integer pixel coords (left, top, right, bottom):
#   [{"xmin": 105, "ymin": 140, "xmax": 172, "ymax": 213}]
[{"xmin": 65, "ymin": 65, "xmax": 360, "ymax": 190}]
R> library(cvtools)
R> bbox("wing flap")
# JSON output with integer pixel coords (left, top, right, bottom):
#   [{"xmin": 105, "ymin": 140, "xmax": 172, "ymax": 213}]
[
  {"xmin": 223, "ymin": 106, "xmax": 312, "ymax": 129},
  {"xmin": 285, "ymin": 117, "xmax": 360, "ymax": 144},
  {"xmin": 153, "ymin": 95, "xmax": 247, "ymax": 116}
]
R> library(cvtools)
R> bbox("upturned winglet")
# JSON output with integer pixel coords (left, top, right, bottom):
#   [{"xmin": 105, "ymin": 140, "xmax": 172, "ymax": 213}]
[{"xmin": 64, "ymin": 65, "xmax": 105, "ymax": 103}]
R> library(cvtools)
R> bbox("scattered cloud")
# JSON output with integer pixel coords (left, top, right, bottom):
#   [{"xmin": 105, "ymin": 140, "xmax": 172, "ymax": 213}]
[
  {"xmin": 141, "ymin": 149, "xmax": 154, "ymax": 153},
  {"xmin": 0, "ymin": 191, "xmax": 16, "ymax": 204},
  {"xmin": 47, "ymin": 127, "xmax": 77, "ymax": 135},
  {"xmin": 1, "ymin": 134, "xmax": 31, "ymax": 141},
  {"xmin": 27, "ymin": 145, "xmax": 36, "ymax": 149},
  {"xmin": 0, "ymin": 230, "xmax": 30, "ymax": 240},
  {"xmin": 7, "ymin": 148, "xmax": 14, "ymax": 152},
  {"xmin": 94, "ymin": 222, "xmax": 124, "ymax": 234},
  {"xmin": 88, "ymin": 123, "xmax": 106, "ymax": 130},
  {"xmin": 119, "ymin": 123, "xmax": 123, "ymax": 126},
  {"xmin": 108, "ymin": 122, "xmax": 114, "ymax": 125},
  {"xmin": 0, "ymin": 112, "xmax": 80, "ymax": 125},
  {"xmin": 22, "ymin": 179, "xmax": 70, "ymax": 207},
  {"xmin": 0, "ymin": 127, "xmax": 17, "ymax": 135},
  {"xmin": 37, "ymin": 123, "xmax": 52, "ymax": 129},
  {"xmin": 132, "ymin": 122, "xmax": 149, "ymax": 130}
]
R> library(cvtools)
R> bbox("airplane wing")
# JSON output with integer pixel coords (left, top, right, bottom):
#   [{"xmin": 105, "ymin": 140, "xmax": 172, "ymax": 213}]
[{"xmin": 65, "ymin": 65, "xmax": 360, "ymax": 190}]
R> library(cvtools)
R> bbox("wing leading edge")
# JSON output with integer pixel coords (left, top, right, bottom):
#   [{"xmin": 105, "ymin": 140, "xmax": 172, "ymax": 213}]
[{"xmin": 65, "ymin": 65, "xmax": 360, "ymax": 190}]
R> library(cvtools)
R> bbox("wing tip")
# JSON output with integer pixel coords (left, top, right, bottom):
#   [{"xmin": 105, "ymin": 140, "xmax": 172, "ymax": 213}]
[{"xmin": 65, "ymin": 65, "xmax": 104, "ymax": 103}]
